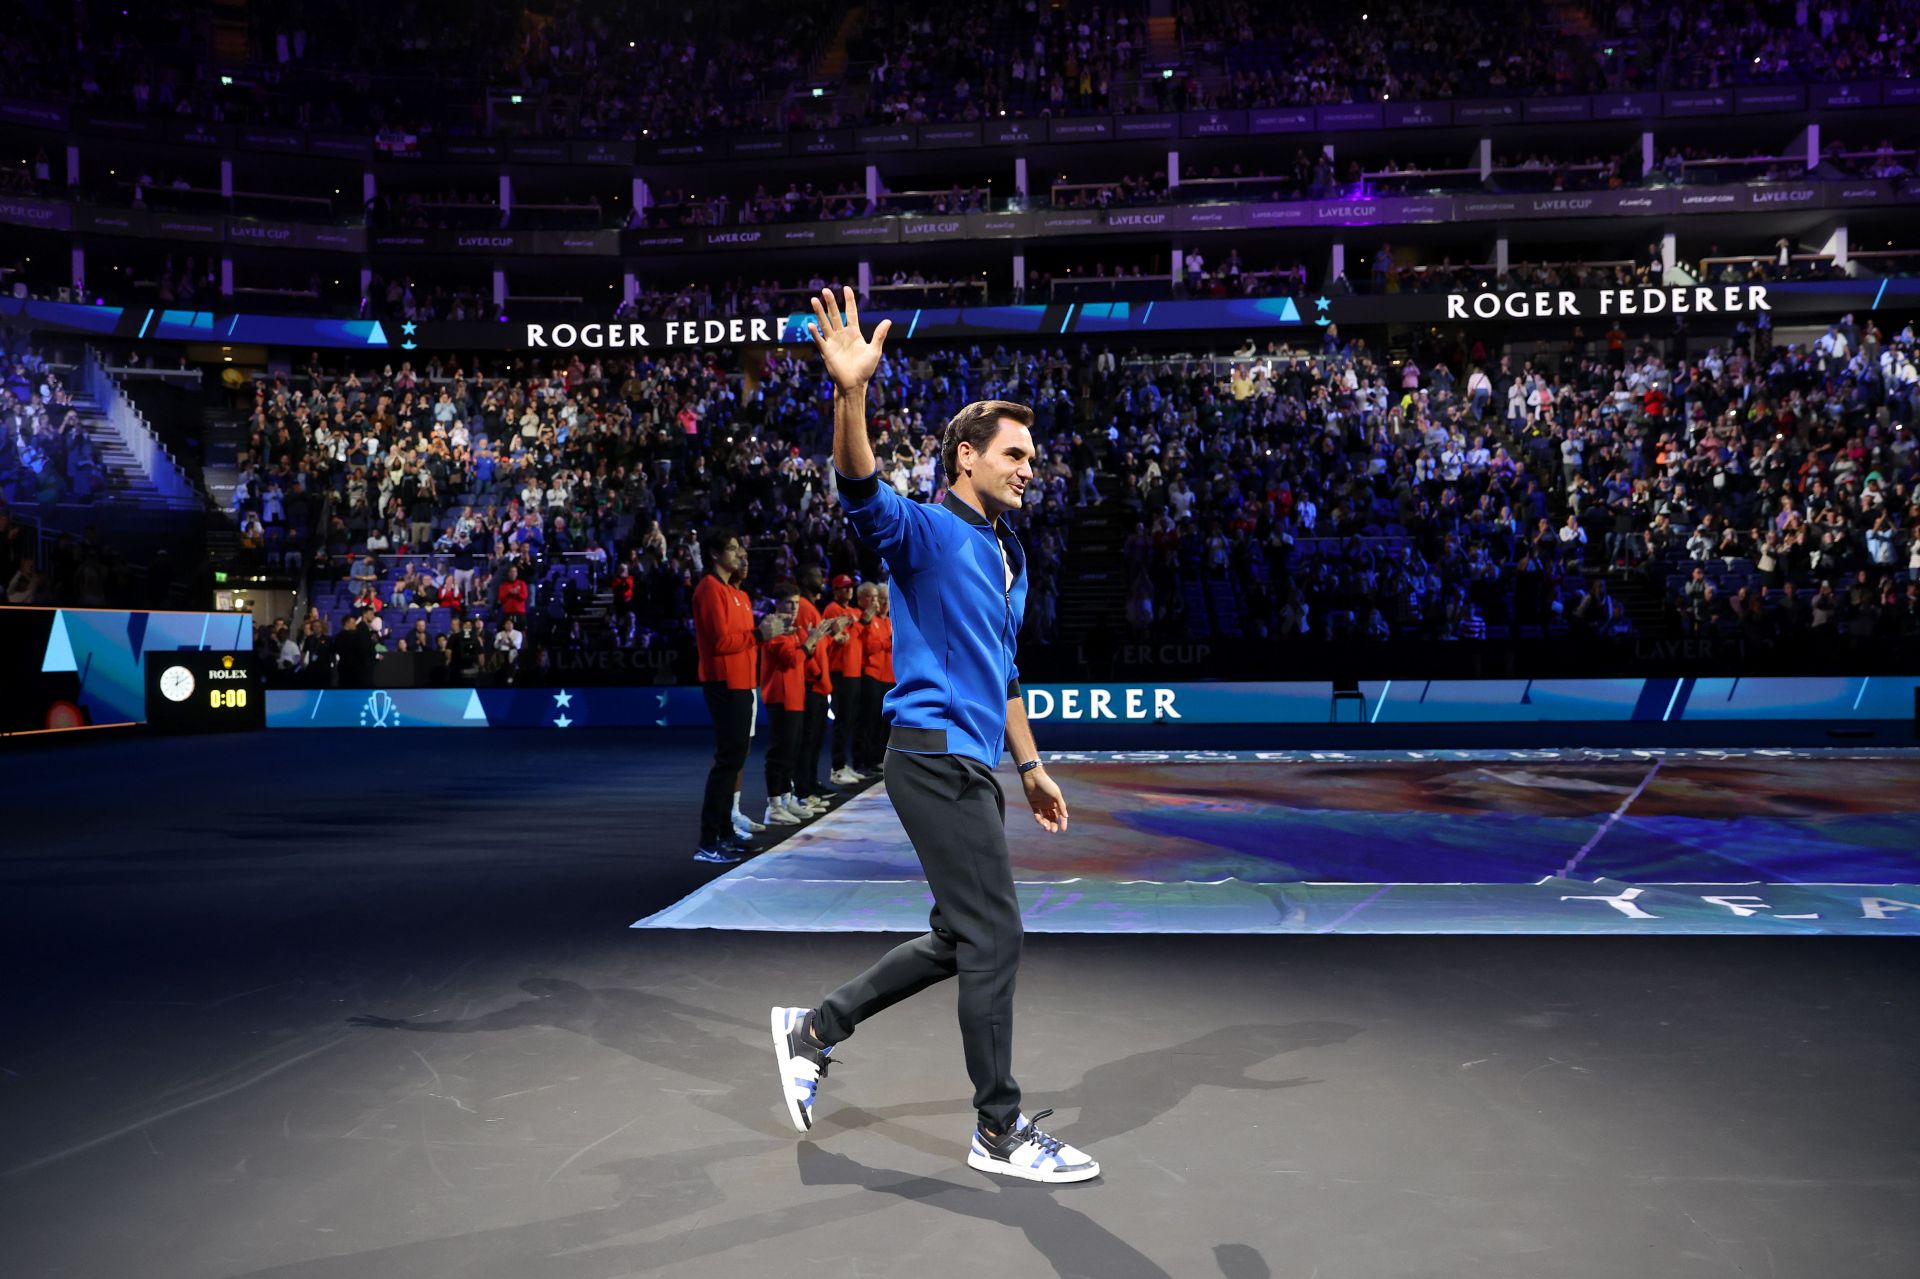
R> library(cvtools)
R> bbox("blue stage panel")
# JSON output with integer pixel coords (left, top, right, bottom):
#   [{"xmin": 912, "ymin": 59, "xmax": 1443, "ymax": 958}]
[{"xmin": 635, "ymin": 750, "xmax": 1920, "ymax": 936}]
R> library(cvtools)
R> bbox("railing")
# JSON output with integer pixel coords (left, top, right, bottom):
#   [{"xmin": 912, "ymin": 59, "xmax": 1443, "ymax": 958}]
[
  {"xmin": 1174, "ymin": 175, "xmax": 1298, "ymax": 202},
  {"xmin": 1050, "ymin": 275, "xmax": 1172, "ymax": 301},
  {"xmin": 1360, "ymin": 166, "xmax": 1479, "ymax": 191},
  {"xmin": 1829, "ymin": 147, "xmax": 1919, "ymax": 175},
  {"xmin": 1846, "ymin": 249, "xmax": 1920, "ymax": 275},
  {"xmin": 1051, "ymin": 179, "xmax": 1168, "ymax": 206},
  {"xmin": 1697, "ymin": 253, "xmax": 1837, "ymax": 277},
  {"xmin": 869, "ymin": 279, "xmax": 990, "ymax": 304},
  {"xmin": 231, "ymin": 285, "xmax": 323, "ymax": 303},
  {"xmin": 78, "ymin": 346, "xmax": 200, "ymax": 505}
]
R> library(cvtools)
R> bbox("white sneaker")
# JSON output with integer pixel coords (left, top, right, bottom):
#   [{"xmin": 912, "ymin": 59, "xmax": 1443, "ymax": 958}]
[
  {"xmin": 733, "ymin": 811, "xmax": 766, "ymax": 833},
  {"xmin": 801, "ymin": 795, "xmax": 830, "ymax": 814},
  {"xmin": 763, "ymin": 801, "xmax": 802, "ymax": 826},
  {"xmin": 830, "ymin": 767, "xmax": 862, "ymax": 786},
  {"xmin": 769, "ymin": 1006, "xmax": 836, "ymax": 1132},
  {"xmin": 780, "ymin": 793, "xmax": 813, "ymax": 820},
  {"xmin": 966, "ymin": 1109, "xmax": 1100, "ymax": 1184}
]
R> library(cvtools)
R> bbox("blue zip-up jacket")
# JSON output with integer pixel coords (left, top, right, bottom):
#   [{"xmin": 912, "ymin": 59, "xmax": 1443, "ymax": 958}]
[{"xmin": 835, "ymin": 466, "xmax": 1026, "ymax": 768}]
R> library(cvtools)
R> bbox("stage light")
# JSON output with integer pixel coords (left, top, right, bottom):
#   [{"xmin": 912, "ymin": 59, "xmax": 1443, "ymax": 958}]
[
  {"xmin": 220, "ymin": 75, "xmax": 232, "ymax": 86},
  {"xmin": 813, "ymin": 87, "xmax": 824, "ymax": 97},
  {"xmin": 511, "ymin": 94, "xmax": 523, "ymax": 104},
  {"xmin": 1163, "ymin": 69, "xmax": 1173, "ymax": 79}
]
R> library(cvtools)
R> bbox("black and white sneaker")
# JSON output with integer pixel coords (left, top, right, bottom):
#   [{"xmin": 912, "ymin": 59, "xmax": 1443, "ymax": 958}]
[
  {"xmin": 966, "ymin": 1109, "xmax": 1100, "ymax": 1183},
  {"xmin": 693, "ymin": 842, "xmax": 743, "ymax": 863},
  {"xmin": 770, "ymin": 1006, "xmax": 838, "ymax": 1131}
]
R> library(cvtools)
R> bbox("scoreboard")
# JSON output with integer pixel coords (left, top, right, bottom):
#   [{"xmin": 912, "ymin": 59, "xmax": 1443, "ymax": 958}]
[{"xmin": 144, "ymin": 651, "xmax": 265, "ymax": 733}]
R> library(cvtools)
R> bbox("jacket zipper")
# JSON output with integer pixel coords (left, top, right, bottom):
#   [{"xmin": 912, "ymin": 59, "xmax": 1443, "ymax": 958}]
[{"xmin": 999, "ymin": 523, "xmax": 1022, "ymax": 653}]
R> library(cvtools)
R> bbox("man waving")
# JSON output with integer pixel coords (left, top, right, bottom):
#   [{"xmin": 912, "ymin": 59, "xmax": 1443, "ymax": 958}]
[{"xmin": 769, "ymin": 287, "xmax": 1097, "ymax": 1184}]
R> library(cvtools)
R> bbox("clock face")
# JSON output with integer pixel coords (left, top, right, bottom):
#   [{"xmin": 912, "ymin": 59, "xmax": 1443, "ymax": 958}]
[{"xmin": 160, "ymin": 665, "xmax": 196, "ymax": 702}]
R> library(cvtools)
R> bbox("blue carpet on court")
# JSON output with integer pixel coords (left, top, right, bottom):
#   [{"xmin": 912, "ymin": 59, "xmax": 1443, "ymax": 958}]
[{"xmin": 636, "ymin": 749, "xmax": 1920, "ymax": 936}]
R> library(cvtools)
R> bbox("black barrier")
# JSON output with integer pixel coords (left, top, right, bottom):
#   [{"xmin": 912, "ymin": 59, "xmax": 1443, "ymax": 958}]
[{"xmin": 35, "ymin": 181, "xmax": 1884, "ymax": 256}]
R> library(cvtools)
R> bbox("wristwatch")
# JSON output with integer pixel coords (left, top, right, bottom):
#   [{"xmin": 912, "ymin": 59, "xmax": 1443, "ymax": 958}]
[{"xmin": 1016, "ymin": 759, "xmax": 1043, "ymax": 776}]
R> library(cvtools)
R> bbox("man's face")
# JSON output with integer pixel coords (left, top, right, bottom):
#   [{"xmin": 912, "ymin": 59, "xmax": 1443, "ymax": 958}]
[
  {"xmin": 834, "ymin": 584, "xmax": 853, "ymax": 604},
  {"xmin": 720, "ymin": 539, "xmax": 747, "ymax": 575},
  {"xmin": 961, "ymin": 420, "xmax": 1037, "ymax": 512},
  {"xmin": 777, "ymin": 596, "xmax": 799, "ymax": 621}
]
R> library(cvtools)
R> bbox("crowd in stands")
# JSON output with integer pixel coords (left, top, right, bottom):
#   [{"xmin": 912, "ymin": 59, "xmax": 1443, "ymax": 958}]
[
  {"xmin": 2, "ymin": 499, "xmax": 180, "ymax": 609},
  {"xmin": 11, "ymin": 300, "xmax": 1920, "ymax": 669},
  {"xmin": 1, "ymin": 344, "xmax": 183, "ymax": 609},
  {"xmin": 7, "ymin": 0, "xmax": 1916, "ymax": 149},
  {"xmin": 1624, "ymin": 0, "xmax": 1920, "ymax": 87},
  {"xmin": 368, "ymin": 190, "xmax": 506, "ymax": 231},
  {"xmin": 241, "ymin": 336, "xmax": 1082, "ymax": 685},
  {"xmin": 1826, "ymin": 138, "xmax": 1917, "ymax": 179},
  {"xmin": 233, "ymin": 297, "xmax": 1920, "ymax": 686},
  {"xmin": 634, "ymin": 182, "xmax": 995, "ymax": 230},
  {"xmin": 0, "ymin": 353, "xmax": 109, "ymax": 509},
  {"xmin": 1093, "ymin": 314, "xmax": 1920, "ymax": 644},
  {"xmin": 361, "ymin": 277, "xmax": 501, "ymax": 325}
]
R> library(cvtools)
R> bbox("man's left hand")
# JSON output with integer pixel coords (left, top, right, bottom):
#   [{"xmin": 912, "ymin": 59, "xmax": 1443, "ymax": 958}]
[{"xmin": 1023, "ymin": 768, "xmax": 1068, "ymax": 833}]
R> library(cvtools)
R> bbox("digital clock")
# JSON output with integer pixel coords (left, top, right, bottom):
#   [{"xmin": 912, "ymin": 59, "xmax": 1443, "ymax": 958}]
[{"xmin": 144, "ymin": 651, "xmax": 265, "ymax": 733}]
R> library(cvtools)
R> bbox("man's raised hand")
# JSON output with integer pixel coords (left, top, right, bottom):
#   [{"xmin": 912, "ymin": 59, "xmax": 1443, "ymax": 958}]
[{"xmin": 809, "ymin": 286, "xmax": 892, "ymax": 390}]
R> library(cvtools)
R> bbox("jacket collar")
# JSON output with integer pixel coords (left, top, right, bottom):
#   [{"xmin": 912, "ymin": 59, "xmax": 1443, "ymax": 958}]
[
  {"xmin": 942, "ymin": 488, "xmax": 1025, "ymax": 584},
  {"xmin": 942, "ymin": 488, "xmax": 995, "ymax": 530}
]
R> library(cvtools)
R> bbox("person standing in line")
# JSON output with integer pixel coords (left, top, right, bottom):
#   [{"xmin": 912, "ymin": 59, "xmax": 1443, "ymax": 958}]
[
  {"xmin": 852, "ymin": 580, "xmax": 893, "ymax": 776},
  {"xmin": 770, "ymin": 287, "xmax": 1098, "ymax": 1184},
  {"xmin": 690, "ymin": 527, "xmax": 765, "ymax": 864},
  {"xmin": 757, "ymin": 580, "xmax": 817, "ymax": 829},
  {"xmin": 824, "ymin": 572, "xmax": 872, "ymax": 786},
  {"xmin": 790, "ymin": 565, "xmax": 844, "ymax": 815}
]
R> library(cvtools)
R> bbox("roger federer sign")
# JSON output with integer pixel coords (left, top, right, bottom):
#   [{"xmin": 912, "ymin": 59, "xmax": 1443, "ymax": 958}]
[{"xmin": 521, "ymin": 317, "xmax": 781, "ymax": 349}]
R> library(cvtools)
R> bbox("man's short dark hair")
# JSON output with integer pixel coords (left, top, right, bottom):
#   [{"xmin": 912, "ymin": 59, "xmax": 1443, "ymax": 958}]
[
  {"xmin": 941, "ymin": 400, "xmax": 1034, "ymax": 485},
  {"xmin": 700, "ymin": 526, "xmax": 739, "ymax": 563},
  {"xmin": 772, "ymin": 578, "xmax": 802, "ymax": 600}
]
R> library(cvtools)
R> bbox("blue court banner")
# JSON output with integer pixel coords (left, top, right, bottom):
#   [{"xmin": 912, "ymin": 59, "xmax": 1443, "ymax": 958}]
[{"xmin": 265, "ymin": 676, "xmax": 1920, "ymax": 730}]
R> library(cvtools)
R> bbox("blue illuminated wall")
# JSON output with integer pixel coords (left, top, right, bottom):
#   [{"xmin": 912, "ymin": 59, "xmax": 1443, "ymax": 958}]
[{"xmin": 265, "ymin": 676, "xmax": 1920, "ymax": 730}]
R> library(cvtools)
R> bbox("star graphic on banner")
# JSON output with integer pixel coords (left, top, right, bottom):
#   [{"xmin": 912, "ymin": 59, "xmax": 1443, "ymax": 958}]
[
  {"xmin": 401, "ymin": 321, "xmax": 418, "ymax": 335},
  {"xmin": 554, "ymin": 713, "xmax": 573, "ymax": 728},
  {"xmin": 1314, "ymin": 297, "xmax": 1330, "ymax": 311},
  {"xmin": 553, "ymin": 689, "xmax": 573, "ymax": 708}
]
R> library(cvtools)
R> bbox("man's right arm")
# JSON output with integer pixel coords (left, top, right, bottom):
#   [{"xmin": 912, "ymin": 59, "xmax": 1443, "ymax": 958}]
[
  {"xmin": 832, "ymin": 384, "xmax": 876, "ymax": 483},
  {"xmin": 810, "ymin": 287, "xmax": 929, "ymax": 566},
  {"xmin": 811, "ymin": 286, "xmax": 890, "ymax": 482}
]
